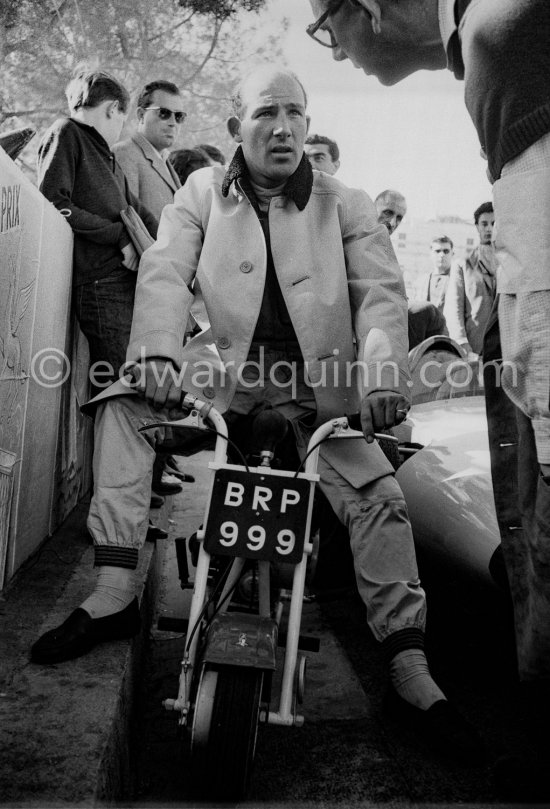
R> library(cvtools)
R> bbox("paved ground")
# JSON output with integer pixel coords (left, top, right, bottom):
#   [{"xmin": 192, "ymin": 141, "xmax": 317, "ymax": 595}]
[
  {"xmin": 0, "ymin": 499, "xmax": 162, "ymax": 806},
  {"xmin": 131, "ymin": 452, "xmax": 546, "ymax": 808}
]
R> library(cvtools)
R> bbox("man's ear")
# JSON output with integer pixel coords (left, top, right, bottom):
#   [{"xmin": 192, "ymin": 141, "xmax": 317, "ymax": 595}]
[
  {"xmin": 227, "ymin": 116, "xmax": 242, "ymax": 143},
  {"xmin": 354, "ymin": 0, "xmax": 382, "ymax": 34},
  {"xmin": 106, "ymin": 99, "xmax": 119, "ymax": 118},
  {"xmin": 305, "ymin": 115, "xmax": 311, "ymax": 135},
  {"xmin": 334, "ymin": 159, "xmax": 341, "ymax": 172}
]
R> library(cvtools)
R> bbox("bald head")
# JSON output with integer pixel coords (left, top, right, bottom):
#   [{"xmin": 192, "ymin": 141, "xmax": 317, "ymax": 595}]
[
  {"xmin": 375, "ymin": 189, "xmax": 407, "ymax": 234},
  {"xmin": 226, "ymin": 65, "xmax": 310, "ymax": 188},
  {"xmin": 231, "ymin": 66, "xmax": 308, "ymax": 118}
]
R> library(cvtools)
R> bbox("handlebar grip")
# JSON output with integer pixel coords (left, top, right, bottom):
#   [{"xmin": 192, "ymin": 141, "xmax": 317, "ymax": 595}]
[
  {"xmin": 347, "ymin": 413, "xmax": 362, "ymax": 431},
  {"xmin": 346, "ymin": 413, "xmax": 399, "ymax": 444},
  {"xmin": 180, "ymin": 391, "xmax": 212, "ymax": 417}
]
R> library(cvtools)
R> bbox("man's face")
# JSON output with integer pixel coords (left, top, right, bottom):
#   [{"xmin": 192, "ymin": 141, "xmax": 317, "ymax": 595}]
[
  {"xmin": 138, "ymin": 90, "xmax": 185, "ymax": 151},
  {"xmin": 308, "ymin": 0, "xmax": 444, "ymax": 87},
  {"xmin": 305, "ymin": 142, "xmax": 340, "ymax": 175},
  {"xmin": 430, "ymin": 241, "xmax": 453, "ymax": 274},
  {"xmin": 375, "ymin": 193, "xmax": 406, "ymax": 235},
  {"xmin": 476, "ymin": 212, "xmax": 495, "ymax": 245},
  {"xmin": 230, "ymin": 71, "xmax": 309, "ymax": 187}
]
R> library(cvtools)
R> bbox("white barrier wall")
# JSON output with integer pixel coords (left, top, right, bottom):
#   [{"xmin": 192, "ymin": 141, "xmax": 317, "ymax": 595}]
[{"xmin": 0, "ymin": 148, "xmax": 92, "ymax": 587}]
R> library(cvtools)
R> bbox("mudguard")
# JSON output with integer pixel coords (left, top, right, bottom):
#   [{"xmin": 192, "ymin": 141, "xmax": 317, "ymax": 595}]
[{"xmin": 203, "ymin": 613, "xmax": 278, "ymax": 670}]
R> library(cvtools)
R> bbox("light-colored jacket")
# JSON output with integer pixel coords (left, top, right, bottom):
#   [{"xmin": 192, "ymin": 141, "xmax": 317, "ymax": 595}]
[
  {"xmin": 113, "ymin": 132, "xmax": 180, "ymax": 221},
  {"xmin": 128, "ymin": 166, "xmax": 410, "ymax": 485},
  {"xmin": 443, "ymin": 246, "xmax": 497, "ymax": 353},
  {"xmin": 130, "ymin": 165, "xmax": 409, "ymax": 413}
]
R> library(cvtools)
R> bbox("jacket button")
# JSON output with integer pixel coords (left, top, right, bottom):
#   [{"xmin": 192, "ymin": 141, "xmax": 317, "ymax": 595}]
[
  {"xmin": 203, "ymin": 387, "xmax": 215, "ymax": 399},
  {"xmin": 239, "ymin": 260, "xmax": 253, "ymax": 273},
  {"xmin": 217, "ymin": 336, "xmax": 231, "ymax": 349}
]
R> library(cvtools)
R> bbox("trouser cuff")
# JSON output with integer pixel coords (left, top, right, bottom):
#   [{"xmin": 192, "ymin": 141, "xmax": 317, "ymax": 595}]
[
  {"xmin": 380, "ymin": 627, "xmax": 425, "ymax": 663},
  {"xmin": 94, "ymin": 546, "xmax": 139, "ymax": 570}
]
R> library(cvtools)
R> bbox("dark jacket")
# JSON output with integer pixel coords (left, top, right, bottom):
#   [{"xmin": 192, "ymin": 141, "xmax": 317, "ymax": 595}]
[
  {"xmin": 449, "ymin": 0, "xmax": 550, "ymax": 181},
  {"xmin": 38, "ymin": 117, "xmax": 157, "ymax": 286}
]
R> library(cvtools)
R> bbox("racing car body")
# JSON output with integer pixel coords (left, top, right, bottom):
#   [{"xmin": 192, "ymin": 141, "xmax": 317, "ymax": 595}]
[{"xmin": 393, "ymin": 336, "xmax": 501, "ymax": 588}]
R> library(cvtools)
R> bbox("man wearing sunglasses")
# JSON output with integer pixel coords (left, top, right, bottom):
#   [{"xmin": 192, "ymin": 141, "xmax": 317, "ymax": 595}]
[
  {"xmin": 113, "ymin": 80, "xmax": 185, "ymax": 222},
  {"xmin": 115, "ymin": 81, "xmax": 189, "ymax": 501},
  {"xmin": 306, "ymin": 0, "xmax": 550, "ymax": 798}
]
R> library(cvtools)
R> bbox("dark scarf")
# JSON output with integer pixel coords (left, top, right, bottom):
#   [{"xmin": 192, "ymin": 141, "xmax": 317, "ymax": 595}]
[{"xmin": 221, "ymin": 145, "xmax": 313, "ymax": 213}]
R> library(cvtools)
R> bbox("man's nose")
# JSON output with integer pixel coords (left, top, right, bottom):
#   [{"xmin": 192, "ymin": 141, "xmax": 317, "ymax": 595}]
[
  {"xmin": 273, "ymin": 116, "xmax": 291, "ymax": 137},
  {"xmin": 332, "ymin": 45, "xmax": 347, "ymax": 63}
]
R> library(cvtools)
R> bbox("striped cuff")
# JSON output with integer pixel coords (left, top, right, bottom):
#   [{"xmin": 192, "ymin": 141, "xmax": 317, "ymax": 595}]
[
  {"xmin": 380, "ymin": 627, "xmax": 425, "ymax": 663},
  {"xmin": 94, "ymin": 546, "xmax": 139, "ymax": 570}
]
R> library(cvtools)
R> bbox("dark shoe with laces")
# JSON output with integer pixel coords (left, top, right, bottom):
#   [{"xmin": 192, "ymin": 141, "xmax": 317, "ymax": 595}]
[
  {"xmin": 166, "ymin": 456, "xmax": 195, "ymax": 482},
  {"xmin": 31, "ymin": 598, "xmax": 141, "ymax": 664},
  {"xmin": 146, "ymin": 520, "xmax": 168, "ymax": 541},
  {"xmin": 152, "ymin": 479, "xmax": 183, "ymax": 496},
  {"xmin": 384, "ymin": 688, "xmax": 486, "ymax": 766}
]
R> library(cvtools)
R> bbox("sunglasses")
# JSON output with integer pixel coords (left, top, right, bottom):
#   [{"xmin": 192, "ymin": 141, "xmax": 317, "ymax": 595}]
[{"xmin": 142, "ymin": 106, "xmax": 186, "ymax": 124}]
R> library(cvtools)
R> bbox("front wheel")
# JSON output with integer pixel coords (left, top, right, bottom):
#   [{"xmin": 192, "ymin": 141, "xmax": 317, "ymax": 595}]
[{"xmin": 190, "ymin": 665, "xmax": 264, "ymax": 800}]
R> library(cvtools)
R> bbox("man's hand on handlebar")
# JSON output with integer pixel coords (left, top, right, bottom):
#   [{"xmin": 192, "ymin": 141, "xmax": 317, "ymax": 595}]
[
  {"xmin": 131, "ymin": 359, "xmax": 188, "ymax": 417},
  {"xmin": 360, "ymin": 390, "xmax": 410, "ymax": 443}
]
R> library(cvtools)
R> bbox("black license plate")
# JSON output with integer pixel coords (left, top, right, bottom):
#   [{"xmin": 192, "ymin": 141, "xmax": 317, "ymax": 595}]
[{"xmin": 203, "ymin": 468, "xmax": 313, "ymax": 564}]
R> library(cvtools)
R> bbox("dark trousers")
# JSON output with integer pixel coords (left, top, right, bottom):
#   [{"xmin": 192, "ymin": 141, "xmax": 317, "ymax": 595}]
[
  {"xmin": 407, "ymin": 301, "xmax": 447, "ymax": 350},
  {"xmin": 484, "ymin": 308, "xmax": 550, "ymax": 681},
  {"xmin": 74, "ymin": 266, "xmax": 136, "ymax": 394}
]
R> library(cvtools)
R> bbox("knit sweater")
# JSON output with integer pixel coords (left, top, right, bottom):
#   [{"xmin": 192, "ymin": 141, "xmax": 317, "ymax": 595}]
[
  {"xmin": 449, "ymin": 0, "xmax": 550, "ymax": 181},
  {"xmin": 38, "ymin": 118, "xmax": 157, "ymax": 286}
]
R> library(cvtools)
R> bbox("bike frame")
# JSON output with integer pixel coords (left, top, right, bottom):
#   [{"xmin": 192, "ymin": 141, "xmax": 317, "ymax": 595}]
[{"xmin": 156, "ymin": 395, "xmax": 396, "ymax": 729}]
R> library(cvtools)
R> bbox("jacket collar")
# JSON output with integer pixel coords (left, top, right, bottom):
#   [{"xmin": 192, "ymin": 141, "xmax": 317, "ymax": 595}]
[
  {"xmin": 132, "ymin": 131, "xmax": 167, "ymax": 165},
  {"xmin": 132, "ymin": 131, "xmax": 180, "ymax": 190},
  {"xmin": 70, "ymin": 118, "xmax": 111, "ymax": 155},
  {"xmin": 221, "ymin": 145, "xmax": 313, "ymax": 211}
]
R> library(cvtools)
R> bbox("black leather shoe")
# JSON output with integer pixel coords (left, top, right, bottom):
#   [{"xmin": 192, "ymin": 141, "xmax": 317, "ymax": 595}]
[
  {"xmin": 152, "ymin": 480, "xmax": 183, "ymax": 496},
  {"xmin": 31, "ymin": 598, "xmax": 141, "ymax": 664},
  {"xmin": 384, "ymin": 688, "xmax": 486, "ymax": 766},
  {"xmin": 146, "ymin": 521, "xmax": 168, "ymax": 541},
  {"xmin": 150, "ymin": 494, "xmax": 165, "ymax": 509},
  {"xmin": 165, "ymin": 456, "xmax": 196, "ymax": 483}
]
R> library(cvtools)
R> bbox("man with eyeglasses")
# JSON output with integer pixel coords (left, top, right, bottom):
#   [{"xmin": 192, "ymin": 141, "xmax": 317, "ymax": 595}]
[
  {"xmin": 444, "ymin": 203, "xmax": 496, "ymax": 357},
  {"xmin": 305, "ymin": 0, "xmax": 550, "ymax": 798},
  {"xmin": 113, "ymin": 80, "xmax": 185, "ymax": 223}
]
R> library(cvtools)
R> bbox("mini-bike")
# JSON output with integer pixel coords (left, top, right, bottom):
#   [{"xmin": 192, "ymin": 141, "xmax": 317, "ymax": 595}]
[{"xmin": 142, "ymin": 393, "xmax": 396, "ymax": 800}]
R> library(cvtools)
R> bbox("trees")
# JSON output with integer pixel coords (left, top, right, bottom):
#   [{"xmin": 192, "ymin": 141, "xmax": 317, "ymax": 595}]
[{"xmin": 0, "ymin": 0, "xmax": 285, "ymax": 163}]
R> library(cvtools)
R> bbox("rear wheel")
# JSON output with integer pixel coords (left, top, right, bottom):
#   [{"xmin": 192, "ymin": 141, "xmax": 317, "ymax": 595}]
[{"xmin": 190, "ymin": 665, "xmax": 264, "ymax": 800}]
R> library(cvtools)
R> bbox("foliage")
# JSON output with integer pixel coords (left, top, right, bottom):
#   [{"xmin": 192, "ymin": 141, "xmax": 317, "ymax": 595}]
[{"xmin": 0, "ymin": 0, "xmax": 286, "ymax": 169}]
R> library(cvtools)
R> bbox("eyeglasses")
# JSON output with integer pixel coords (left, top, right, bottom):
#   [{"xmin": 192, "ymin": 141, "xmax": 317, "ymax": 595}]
[
  {"xmin": 306, "ymin": 0, "xmax": 346, "ymax": 48},
  {"xmin": 142, "ymin": 106, "xmax": 186, "ymax": 124}
]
